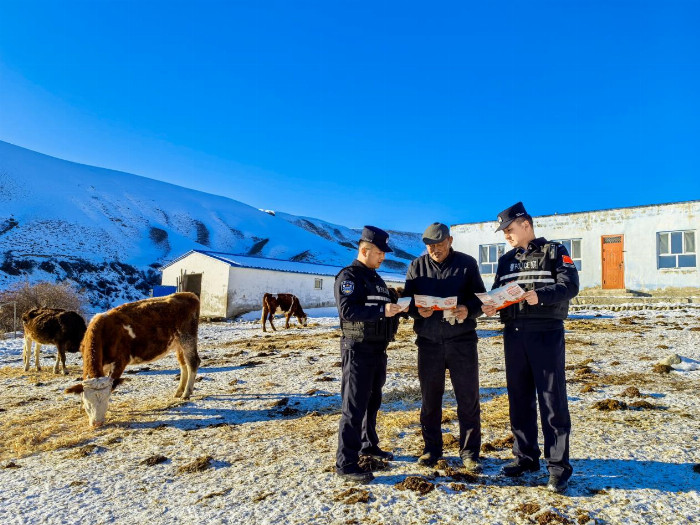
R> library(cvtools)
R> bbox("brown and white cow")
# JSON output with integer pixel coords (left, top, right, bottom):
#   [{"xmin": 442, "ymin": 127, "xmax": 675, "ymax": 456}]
[
  {"xmin": 65, "ymin": 292, "xmax": 200, "ymax": 427},
  {"xmin": 261, "ymin": 293, "xmax": 308, "ymax": 332},
  {"xmin": 22, "ymin": 308, "xmax": 87, "ymax": 375}
]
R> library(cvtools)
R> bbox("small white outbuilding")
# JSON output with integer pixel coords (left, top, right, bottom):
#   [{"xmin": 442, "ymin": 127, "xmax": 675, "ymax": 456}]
[
  {"xmin": 159, "ymin": 250, "xmax": 406, "ymax": 318},
  {"xmin": 451, "ymin": 200, "xmax": 699, "ymax": 291}
]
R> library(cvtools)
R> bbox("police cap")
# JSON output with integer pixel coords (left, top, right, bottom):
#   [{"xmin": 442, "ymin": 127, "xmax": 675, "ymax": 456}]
[
  {"xmin": 422, "ymin": 222, "xmax": 451, "ymax": 245},
  {"xmin": 495, "ymin": 201, "xmax": 528, "ymax": 232},
  {"xmin": 360, "ymin": 225, "xmax": 393, "ymax": 253}
]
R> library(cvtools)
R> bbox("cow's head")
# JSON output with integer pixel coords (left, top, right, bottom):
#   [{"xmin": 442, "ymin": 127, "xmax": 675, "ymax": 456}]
[
  {"xmin": 66, "ymin": 376, "xmax": 114, "ymax": 427},
  {"xmin": 65, "ymin": 339, "xmax": 82, "ymax": 354},
  {"xmin": 300, "ymin": 314, "xmax": 308, "ymax": 327}
]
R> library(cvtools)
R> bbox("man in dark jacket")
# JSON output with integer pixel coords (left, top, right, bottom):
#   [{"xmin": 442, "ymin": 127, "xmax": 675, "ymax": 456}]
[
  {"xmin": 482, "ymin": 202, "xmax": 579, "ymax": 494},
  {"xmin": 403, "ymin": 222, "xmax": 486, "ymax": 471},
  {"xmin": 335, "ymin": 226, "xmax": 403, "ymax": 483}
]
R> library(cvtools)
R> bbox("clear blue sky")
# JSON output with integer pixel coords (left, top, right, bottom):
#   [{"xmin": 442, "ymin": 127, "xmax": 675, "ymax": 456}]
[{"xmin": 1, "ymin": 1, "xmax": 698, "ymax": 232}]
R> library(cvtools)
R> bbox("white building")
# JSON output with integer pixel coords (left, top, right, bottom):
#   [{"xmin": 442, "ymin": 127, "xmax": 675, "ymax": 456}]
[
  {"xmin": 451, "ymin": 201, "xmax": 699, "ymax": 291},
  {"xmin": 160, "ymin": 250, "xmax": 406, "ymax": 318}
]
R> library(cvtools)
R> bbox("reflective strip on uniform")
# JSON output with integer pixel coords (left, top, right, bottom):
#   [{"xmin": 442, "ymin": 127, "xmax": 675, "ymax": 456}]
[
  {"xmin": 500, "ymin": 270, "xmax": 552, "ymax": 280},
  {"xmin": 503, "ymin": 278, "xmax": 555, "ymax": 284},
  {"xmin": 365, "ymin": 302, "xmax": 378, "ymax": 306},
  {"xmin": 366, "ymin": 295, "xmax": 389, "ymax": 301}
]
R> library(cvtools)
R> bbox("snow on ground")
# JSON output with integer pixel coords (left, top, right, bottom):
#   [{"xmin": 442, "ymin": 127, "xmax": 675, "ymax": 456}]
[{"xmin": 1, "ymin": 308, "xmax": 699, "ymax": 524}]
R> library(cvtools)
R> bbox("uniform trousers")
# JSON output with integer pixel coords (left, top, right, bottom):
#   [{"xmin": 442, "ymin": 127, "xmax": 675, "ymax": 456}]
[
  {"xmin": 336, "ymin": 338, "xmax": 388, "ymax": 473},
  {"xmin": 417, "ymin": 337, "xmax": 481, "ymax": 460},
  {"xmin": 503, "ymin": 324, "xmax": 572, "ymax": 479}
]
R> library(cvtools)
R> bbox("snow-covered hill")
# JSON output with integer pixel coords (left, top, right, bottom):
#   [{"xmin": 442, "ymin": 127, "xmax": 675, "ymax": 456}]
[{"xmin": 0, "ymin": 141, "xmax": 422, "ymax": 308}]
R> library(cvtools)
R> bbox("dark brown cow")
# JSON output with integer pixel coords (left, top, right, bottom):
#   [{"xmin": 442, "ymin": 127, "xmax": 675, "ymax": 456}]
[
  {"xmin": 261, "ymin": 293, "xmax": 308, "ymax": 332},
  {"xmin": 65, "ymin": 292, "xmax": 200, "ymax": 427},
  {"xmin": 22, "ymin": 308, "xmax": 87, "ymax": 375}
]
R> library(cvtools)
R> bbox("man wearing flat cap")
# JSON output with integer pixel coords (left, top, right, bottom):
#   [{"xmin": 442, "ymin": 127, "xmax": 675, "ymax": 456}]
[
  {"xmin": 403, "ymin": 222, "xmax": 487, "ymax": 471},
  {"xmin": 483, "ymin": 202, "xmax": 579, "ymax": 493},
  {"xmin": 334, "ymin": 225, "xmax": 404, "ymax": 483}
]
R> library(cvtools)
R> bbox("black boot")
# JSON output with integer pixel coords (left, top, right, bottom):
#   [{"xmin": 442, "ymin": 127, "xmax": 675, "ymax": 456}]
[
  {"xmin": 360, "ymin": 446, "xmax": 394, "ymax": 461},
  {"xmin": 336, "ymin": 465, "xmax": 374, "ymax": 484},
  {"xmin": 417, "ymin": 451, "xmax": 442, "ymax": 467},
  {"xmin": 546, "ymin": 473, "xmax": 569, "ymax": 493},
  {"xmin": 501, "ymin": 460, "xmax": 539, "ymax": 477}
]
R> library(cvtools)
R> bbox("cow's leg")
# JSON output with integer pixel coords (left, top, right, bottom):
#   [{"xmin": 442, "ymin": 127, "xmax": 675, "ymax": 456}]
[
  {"xmin": 23, "ymin": 336, "xmax": 32, "ymax": 371},
  {"xmin": 174, "ymin": 345, "xmax": 189, "ymax": 398},
  {"xmin": 55, "ymin": 344, "xmax": 68, "ymax": 375},
  {"xmin": 34, "ymin": 343, "xmax": 42, "ymax": 371},
  {"xmin": 175, "ymin": 333, "xmax": 200, "ymax": 399},
  {"xmin": 261, "ymin": 307, "xmax": 267, "ymax": 332},
  {"xmin": 268, "ymin": 311, "xmax": 277, "ymax": 332},
  {"xmin": 110, "ymin": 358, "xmax": 128, "ymax": 388}
]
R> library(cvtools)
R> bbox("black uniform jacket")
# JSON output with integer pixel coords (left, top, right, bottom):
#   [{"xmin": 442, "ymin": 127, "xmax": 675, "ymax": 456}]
[
  {"xmin": 335, "ymin": 260, "xmax": 396, "ymax": 343},
  {"xmin": 403, "ymin": 249, "xmax": 486, "ymax": 343},
  {"xmin": 492, "ymin": 237, "xmax": 580, "ymax": 327}
]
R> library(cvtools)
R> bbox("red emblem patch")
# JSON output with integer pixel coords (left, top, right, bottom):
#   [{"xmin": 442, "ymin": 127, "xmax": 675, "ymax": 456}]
[{"xmin": 562, "ymin": 255, "xmax": 574, "ymax": 265}]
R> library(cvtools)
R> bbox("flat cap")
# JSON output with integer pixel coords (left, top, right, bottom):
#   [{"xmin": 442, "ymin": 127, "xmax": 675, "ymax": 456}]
[
  {"xmin": 495, "ymin": 202, "xmax": 528, "ymax": 232},
  {"xmin": 422, "ymin": 222, "xmax": 450, "ymax": 245},
  {"xmin": 360, "ymin": 225, "xmax": 392, "ymax": 253}
]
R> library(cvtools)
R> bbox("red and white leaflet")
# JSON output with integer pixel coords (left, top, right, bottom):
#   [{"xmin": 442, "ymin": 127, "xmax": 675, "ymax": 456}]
[
  {"xmin": 414, "ymin": 295, "xmax": 458, "ymax": 310},
  {"xmin": 475, "ymin": 282, "xmax": 526, "ymax": 310}
]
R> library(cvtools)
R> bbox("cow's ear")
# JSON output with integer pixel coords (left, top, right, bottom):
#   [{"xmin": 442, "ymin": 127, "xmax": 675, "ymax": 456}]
[{"xmin": 65, "ymin": 384, "xmax": 84, "ymax": 394}]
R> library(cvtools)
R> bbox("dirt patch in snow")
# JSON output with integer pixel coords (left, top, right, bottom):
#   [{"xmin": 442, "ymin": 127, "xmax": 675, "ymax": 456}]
[{"xmin": 395, "ymin": 476, "xmax": 435, "ymax": 494}]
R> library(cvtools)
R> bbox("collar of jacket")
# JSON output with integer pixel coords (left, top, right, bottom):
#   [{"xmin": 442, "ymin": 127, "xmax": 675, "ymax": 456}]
[
  {"xmin": 525, "ymin": 237, "xmax": 548, "ymax": 253},
  {"xmin": 428, "ymin": 248, "xmax": 455, "ymax": 269},
  {"xmin": 351, "ymin": 259, "xmax": 376, "ymax": 273},
  {"xmin": 515, "ymin": 237, "xmax": 548, "ymax": 259}
]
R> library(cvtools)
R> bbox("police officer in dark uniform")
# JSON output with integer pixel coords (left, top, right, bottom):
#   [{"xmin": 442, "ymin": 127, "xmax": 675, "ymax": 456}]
[
  {"xmin": 335, "ymin": 226, "xmax": 403, "ymax": 483},
  {"xmin": 482, "ymin": 202, "xmax": 579, "ymax": 493}
]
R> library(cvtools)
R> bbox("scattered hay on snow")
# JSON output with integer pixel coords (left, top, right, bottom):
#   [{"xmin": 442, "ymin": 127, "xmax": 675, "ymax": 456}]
[
  {"xmin": 482, "ymin": 434, "xmax": 514, "ymax": 452},
  {"xmin": 357, "ymin": 455, "xmax": 388, "ymax": 472},
  {"xmin": 334, "ymin": 487, "xmax": 370, "ymax": 504},
  {"xmin": 177, "ymin": 455, "xmax": 213, "ymax": 474},
  {"xmin": 628, "ymin": 400, "xmax": 657, "ymax": 410},
  {"xmin": 619, "ymin": 386, "xmax": 644, "ymax": 397},
  {"xmin": 652, "ymin": 363, "xmax": 673, "ymax": 374},
  {"xmin": 592, "ymin": 399, "xmax": 627, "ymax": 411},
  {"xmin": 141, "ymin": 454, "xmax": 168, "ymax": 466}
]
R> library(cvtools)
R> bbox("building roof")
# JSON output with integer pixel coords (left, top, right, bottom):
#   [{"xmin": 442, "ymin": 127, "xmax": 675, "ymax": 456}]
[
  {"xmin": 159, "ymin": 250, "xmax": 406, "ymax": 283},
  {"xmin": 452, "ymin": 200, "xmax": 700, "ymax": 228}
]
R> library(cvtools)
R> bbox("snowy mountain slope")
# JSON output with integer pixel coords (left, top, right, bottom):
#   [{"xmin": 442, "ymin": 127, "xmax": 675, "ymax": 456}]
[
  {"xmin": 273, "ymin": 211, "xmax": 425, "ymax": 271},
  {"xmin": 0, "ymin": 141, "xmax": 421, "ymax": 308}
]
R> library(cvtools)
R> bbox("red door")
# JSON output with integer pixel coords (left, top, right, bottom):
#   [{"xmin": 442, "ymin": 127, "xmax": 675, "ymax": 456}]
[{"xmin": 601, "ymin": 235, "xmax": 624, "ymax": 289}]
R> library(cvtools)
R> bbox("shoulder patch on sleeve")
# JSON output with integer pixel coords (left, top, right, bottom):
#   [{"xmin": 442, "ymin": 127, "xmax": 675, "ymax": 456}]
[
  {"xmin": 340, "ymin": 280, "xmax": 355, "ymax": 295},
  {"xmin": 562, "ymin": 255, "xmax": 574, "ymax": 265}
]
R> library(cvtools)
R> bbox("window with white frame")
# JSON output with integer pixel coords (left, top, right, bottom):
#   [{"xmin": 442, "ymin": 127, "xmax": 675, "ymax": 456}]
[
  {"xmin": 314, "ymin": 278, "xmax": 323, "ymax": 289},
  {"xmin": 552, "ymin": 238, "xmax": 582, "ymax": 271},
  {"xmin": 657, "ymin": 230, "xmax": 696, "ymax": 268},
  {"xmin": 479, "ymin": 243, "xmax": 506, "ymax": 274}
]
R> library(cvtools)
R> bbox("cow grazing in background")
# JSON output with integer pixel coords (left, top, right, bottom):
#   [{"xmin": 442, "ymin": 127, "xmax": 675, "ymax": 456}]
[
  {"xmin": 261, "ymin": 293, "xmax": 308, "ymax": 332},
  {"xmin": 22, "ymin": 308, "xmax": 87, "ymax": 375},
  {"xmin": 65, "ymin": 292, "xmax": 200, "ymax": 427}
]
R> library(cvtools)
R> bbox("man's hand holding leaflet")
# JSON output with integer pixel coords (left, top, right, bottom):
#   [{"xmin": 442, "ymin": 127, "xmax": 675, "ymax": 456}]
[
  {"xmin": 475, "ymin": 282, "xmax": 526, "ymax": 310},
  {"xmin": 396, "ymin": 297, "xmax": 411, "ymax": 312}
]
